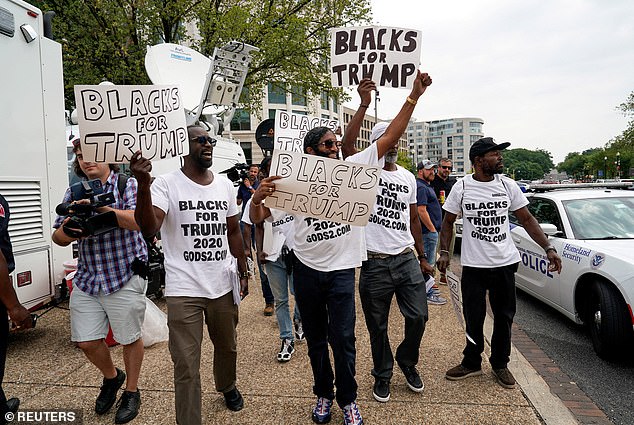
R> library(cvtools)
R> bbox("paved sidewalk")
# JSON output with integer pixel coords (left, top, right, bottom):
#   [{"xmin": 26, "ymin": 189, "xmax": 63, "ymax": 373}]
[{"xmin": 5, "ymin": 270, "xmax": 576, "ymax": 424}]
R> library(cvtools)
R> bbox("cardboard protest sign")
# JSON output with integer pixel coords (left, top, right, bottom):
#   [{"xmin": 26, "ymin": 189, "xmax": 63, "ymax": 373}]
[
  {"xmin": 330, "ymin": 26, "xmax": 422, "ymax": 88},
  {"xmin": 274, "ymin": 110, "xmax": 339, "ymax": 153},
  {"xmin": 73, "ymin": 85, "xmax": 188, "ymax": 163},
  {"xmin": 267, "ymin": 150, "xmax": 380, "ymax": 226},
  {"xmin": 447, "ymin": 271, "xmax": 465, "ymax": 330}
]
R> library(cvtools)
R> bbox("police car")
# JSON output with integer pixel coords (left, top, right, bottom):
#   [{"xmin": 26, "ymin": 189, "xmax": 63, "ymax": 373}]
[{"xmin": 509, "ymin": 183, "xmax": 634, "ymax": 359}]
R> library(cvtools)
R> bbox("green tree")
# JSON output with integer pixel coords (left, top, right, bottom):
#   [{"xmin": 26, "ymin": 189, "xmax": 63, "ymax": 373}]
[
  {"xmin": 397, "ymin": 150, "xmax": 414, "ymax": 173},
  {"xmin": 33, "ymin": 0, "xmax": 372, "ymax": 110},
  {"xmin": 502, "ymin": 148, "xmax": 554, "ymax": 180}
]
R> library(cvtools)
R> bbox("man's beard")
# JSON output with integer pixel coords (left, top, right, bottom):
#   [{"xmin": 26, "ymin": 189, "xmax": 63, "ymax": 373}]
[{"xmin": 385, "ymin": 152, "xmax": 398, "ymax": 163}]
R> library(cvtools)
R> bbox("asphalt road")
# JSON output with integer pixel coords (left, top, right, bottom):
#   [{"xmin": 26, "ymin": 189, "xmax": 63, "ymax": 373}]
[{"xmin": 514, "ymin": 288, "xmax": 634, "ymax": 425}]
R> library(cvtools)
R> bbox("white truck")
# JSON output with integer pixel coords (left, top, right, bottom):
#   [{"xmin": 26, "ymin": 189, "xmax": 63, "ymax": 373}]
[{"xmin": 0, "ymin": 0, "xmax": 72, "ymax": 309}]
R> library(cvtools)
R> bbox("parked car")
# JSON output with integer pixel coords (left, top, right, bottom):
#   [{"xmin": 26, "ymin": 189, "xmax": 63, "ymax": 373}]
[{"xmin": 509, "ymin": 186, "xmax": 634, "ymax": 359}]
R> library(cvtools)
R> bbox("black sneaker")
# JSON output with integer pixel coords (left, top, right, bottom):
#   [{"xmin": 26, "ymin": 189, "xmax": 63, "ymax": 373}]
[
  {"xmin": 223, "ymin": 388, "xmax": 244, "ymax": 411},
  {"xmin": 6, "ymin": 397, "xmax": 20, "ymax": 413},
  {"xmin": 115, "ymin": 390, "xmax": 141, "ymax": 424},
  {"xmin": 95, "ymin": 368, "xmax": 126, "ymax": 414},
  {"xmin": 400, "ymin": 365, "xmax": 424, "ymax": 393},
  {"xmin": 295, "ymin": 320, "xmax": 305, "ymax": 341},
  {"xmin": 372, "ymin": 379, "xmax": 390, "ymax": 402},
  {"xmin": 277, "ymin": 338, "xmax": 295, "ymax": 362}
]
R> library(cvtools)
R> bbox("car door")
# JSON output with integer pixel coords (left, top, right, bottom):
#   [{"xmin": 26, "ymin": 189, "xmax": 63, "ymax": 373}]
[{"xmin": 510, "ymin": 197, "xmax": 562, "ymax": 306}]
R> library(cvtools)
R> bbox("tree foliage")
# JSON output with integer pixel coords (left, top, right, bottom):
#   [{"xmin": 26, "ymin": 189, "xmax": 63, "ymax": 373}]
[
  {"xmin": 502, "ymin": 148, "xmax": 554, "ymax": 181},
  {"xmin": 557, "ymin": 91, "xmax": 633, "ymax": 179},
  {"xmin": 32, "ymin": 0, "xmax": 372, "ymax": 110}
]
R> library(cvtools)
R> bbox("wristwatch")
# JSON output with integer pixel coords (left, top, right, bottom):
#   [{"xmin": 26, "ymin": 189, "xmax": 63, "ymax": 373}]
[
  {"xmin": 239, "ymin": 271, "xmax": 249, "ymax": 279},
  {"xmin": 417, "ymin": 253, "xmax": 427, "ymax": 261},
  {"xmin": 545, "ymin": 245, "xmax": 557, "ymax": 254}
]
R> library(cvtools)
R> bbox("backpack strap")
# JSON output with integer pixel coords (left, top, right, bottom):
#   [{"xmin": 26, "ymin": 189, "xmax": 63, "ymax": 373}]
[{"xmin": 117, "ymin": 173, "xmax": 129, "ymax": 199}]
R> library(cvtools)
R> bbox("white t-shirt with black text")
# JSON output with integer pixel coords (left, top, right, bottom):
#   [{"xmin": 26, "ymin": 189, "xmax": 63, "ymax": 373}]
[
  {"xmin": 365, "ymin": 165, "xmax": 417, "ymax": 254},
  {"xmin": 443, "ymin": 174, "xmax": 528, "ymax": 268},
  {"xmin": 151, "ymin": 170, "xmax": 239, "ymax": 298},
  {"xmin": 291, "ymin": 144, "xmax": 380, "ymax": 271}
]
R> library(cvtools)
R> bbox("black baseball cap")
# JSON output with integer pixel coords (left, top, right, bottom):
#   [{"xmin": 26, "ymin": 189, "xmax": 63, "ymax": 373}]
[{"xmin": 469, "ymin": 137, "xmax": 511, "ymax": 162}]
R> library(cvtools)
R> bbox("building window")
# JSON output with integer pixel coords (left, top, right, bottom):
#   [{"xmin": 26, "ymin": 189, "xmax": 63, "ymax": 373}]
[
  {"xmin": 321, "ymin": 91, "xmax": 329, "ymax": 110},
  {"xmin": 292, "ymin": 110, "xmax": 307, "ymax": 115},
  {"xmin": 230, "ymin": 109, "xmax": 251, "ymax": 131},
  {"xmin": 268, "ymin": 82, "xmax": 286, "ymax": 104},
  {"xmin": 240, "ymin": 141, "xmax": 253, "ymax": 165},
  {"xmin": 291, "ymin": 86, "xmax": 307, "ymax": 106},
  {"xmin": 469, "ymin": 121, "xmax": 482, "ymax": 132},
  {"xmin": 333, "ymin": 98, "xmax": 339, "ymax": 113}
]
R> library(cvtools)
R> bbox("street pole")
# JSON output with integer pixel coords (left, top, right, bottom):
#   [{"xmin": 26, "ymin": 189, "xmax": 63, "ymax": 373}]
[
  {"xmin": 604, "ymin": 156, "xmax": 607, "ymax": 179},
  {"xmin": 617, "ymin": 152, "xmax": 621, "ymax": 179}
]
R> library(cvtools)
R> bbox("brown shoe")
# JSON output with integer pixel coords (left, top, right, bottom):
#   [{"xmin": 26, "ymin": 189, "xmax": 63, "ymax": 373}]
[
  {"xmin": 263, "ymin": 303, "xmax": 274, "ymax": 316},
  {"xmin": 445, "ymin": 364, "xmax": 482, "ymax": 381},
  {"xmin": 439, "ymin": 273, "xmax": 448, "ymax": 285},
  {"xmin": 492, "ymin": 368, "xmax": 516, "ymax": 389}
]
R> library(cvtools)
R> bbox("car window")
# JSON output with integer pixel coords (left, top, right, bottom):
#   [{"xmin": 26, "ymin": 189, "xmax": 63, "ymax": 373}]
[
  {"xmin": 563, "ymin": 197, "xmax": 634, "ymax": 239},
  {"xmin": 526, "ymin": 198, "xmax": 565, "ymax": 236}
]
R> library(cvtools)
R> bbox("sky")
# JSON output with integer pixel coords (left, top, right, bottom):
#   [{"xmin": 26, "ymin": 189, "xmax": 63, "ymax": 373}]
[{"xmin": 343, "ymin": 0, "xmax": 634, "ymax": 164}]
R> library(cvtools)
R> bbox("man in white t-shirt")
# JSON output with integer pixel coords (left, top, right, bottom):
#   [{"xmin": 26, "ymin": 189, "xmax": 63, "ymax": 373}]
[
  {"xmin": 130, "ymin": 125, "xmax": 249, "ymax": 425},
  {"xmin": 437, "ymin": 137, "xmax": 562, "ymax": 389},
  {"xmin": 251, "ymin": 72, "xmax": 432, "ymax": 425},
  {"xmin": 343, "ymin": 119, "xmax": 434, "ymax": 403}
]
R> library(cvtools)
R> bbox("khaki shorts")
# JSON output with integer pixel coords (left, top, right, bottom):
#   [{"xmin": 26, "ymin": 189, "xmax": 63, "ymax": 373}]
[{"xmin": 70, "ymin": 275, "xmax": 147, "ymax": 345}]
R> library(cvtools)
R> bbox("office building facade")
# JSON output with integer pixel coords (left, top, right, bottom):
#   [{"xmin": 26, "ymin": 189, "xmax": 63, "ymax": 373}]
[{"xmin": 407, "ymin": 117, "xmax": 484, "ymax": 175}]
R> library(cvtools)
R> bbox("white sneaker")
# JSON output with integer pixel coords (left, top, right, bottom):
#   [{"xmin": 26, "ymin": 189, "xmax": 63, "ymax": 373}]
[{"xmin": 276, "ymin": 338, "xmax": 295, "ymax": 362}]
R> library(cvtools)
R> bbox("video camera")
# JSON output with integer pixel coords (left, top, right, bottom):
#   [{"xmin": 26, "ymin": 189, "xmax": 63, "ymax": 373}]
[
  {"xmin": 221, "ymin": 163, "xmax": 252, "ymax": 184},
  {"xmin": 55, "ymin": 179, "xmax": 119, "ymax": 238}
]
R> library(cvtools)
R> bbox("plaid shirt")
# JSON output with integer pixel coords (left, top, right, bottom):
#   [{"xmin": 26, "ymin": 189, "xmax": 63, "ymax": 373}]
[{"xmin": 54, "ymin": 172, "xmax": 147, "ymax": 295}]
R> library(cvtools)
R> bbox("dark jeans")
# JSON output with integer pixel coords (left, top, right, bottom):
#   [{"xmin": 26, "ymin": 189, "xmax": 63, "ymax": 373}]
[
  {"xmin": 293, "ymin": 257, "xmax": 357, "ymax": 408},
  {"xmin": 1, "ymin": 303, "xmax": 8, "ymax": 419},
  {"xmin": 359, "ymin": 251, "xmax": 428, "ymax": 381},
  {"xmin": 460, "ymin": 263, "xmax": 518, "ymax": 370}
]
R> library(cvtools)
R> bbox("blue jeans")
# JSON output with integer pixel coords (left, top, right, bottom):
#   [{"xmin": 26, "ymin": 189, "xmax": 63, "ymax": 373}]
[
  {"xmin": 359, "ymin": 251, "xmax": 428, "ymax": 381},
  {"xmin": 264, "ymin": 253, "xmax": 300, "ymax": 341},
  {"xmin": 423, "ymin": 231, "xmax": 439, "ymax": 267},
  {"xmin": 293, "ymin": 257, "xmax": 357, "ymax": 408}
]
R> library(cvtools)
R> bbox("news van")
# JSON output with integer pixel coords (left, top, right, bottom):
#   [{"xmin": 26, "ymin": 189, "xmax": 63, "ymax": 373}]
[{"xmin": 0, "ymin": 0, "xmax": 72, "ymax": 309}]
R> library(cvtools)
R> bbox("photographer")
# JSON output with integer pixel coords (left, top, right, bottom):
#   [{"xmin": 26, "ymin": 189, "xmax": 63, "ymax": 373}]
[
  {"xmin": 52, "ymin": 140, "xmax": 148, "ymax": 424},
  {"xmin": 236, "ymin": 164, "xmax": 260, "ymax": 212}
]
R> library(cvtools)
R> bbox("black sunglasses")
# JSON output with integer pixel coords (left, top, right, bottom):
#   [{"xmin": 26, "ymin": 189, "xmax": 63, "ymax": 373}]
[
  {"xmin": 317, "ymin": 140, "xmax": 342, "ymax": 149},
  {"xmin": 190, "ymin": 136, "xmax": 217, "ymax": 146},
  {"xmin": 440, "ymin": 166, "xmax": 452, "ymax": 170}
]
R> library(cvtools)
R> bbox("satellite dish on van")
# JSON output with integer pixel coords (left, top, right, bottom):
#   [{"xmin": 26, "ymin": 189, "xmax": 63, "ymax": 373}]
[{"xmin": 145, "ymin": 43, "xmax": 212, "ymax": 124}]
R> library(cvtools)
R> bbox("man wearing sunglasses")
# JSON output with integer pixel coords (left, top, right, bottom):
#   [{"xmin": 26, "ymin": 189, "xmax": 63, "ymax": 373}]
[
  {"xmin": 131, "ymin": 125, "xmax": 249, "ymax": 424},
  {"xmin": 251, "ymin": 71, "xmax": 432, "ymax": 425},
  {"xmin": 430, "ymin": 158, "xmax": 457, "ymax": 284}
]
